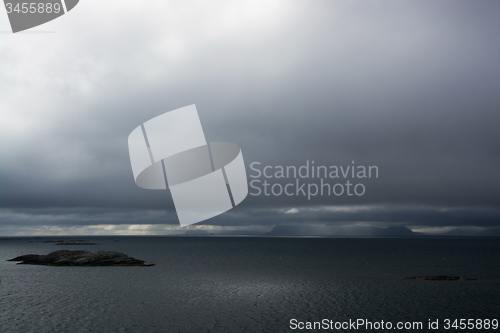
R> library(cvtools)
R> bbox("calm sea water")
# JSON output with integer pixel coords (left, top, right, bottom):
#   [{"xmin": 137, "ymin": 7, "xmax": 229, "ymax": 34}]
[{"xmin": 0, "ymin": 237, "xmax": 499, "ymax": 332}]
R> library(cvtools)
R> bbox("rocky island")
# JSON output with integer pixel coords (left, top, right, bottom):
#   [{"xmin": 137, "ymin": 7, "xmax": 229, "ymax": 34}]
[
  {"xmin": 7, "ymin": 250, "xmax": 154, "ymax": 266},
  {"xmin": 404, "ymin": 275, "xmax": 461, "ymax": 281}
]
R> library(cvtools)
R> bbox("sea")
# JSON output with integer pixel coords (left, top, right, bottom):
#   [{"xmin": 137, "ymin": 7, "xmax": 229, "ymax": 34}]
[{"xmin": 0, "ymin": 236, "xmax": 499, "ymax": 332}]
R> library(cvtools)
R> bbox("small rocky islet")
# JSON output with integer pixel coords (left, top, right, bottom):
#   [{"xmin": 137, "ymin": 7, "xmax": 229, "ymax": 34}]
[
  {"xmin": 7, "ymin": 250, "xmax": 154, "ymax": 267},
  {"xmin": 404, "ymin": 275, "xmax": 476, "ymax": 281}
]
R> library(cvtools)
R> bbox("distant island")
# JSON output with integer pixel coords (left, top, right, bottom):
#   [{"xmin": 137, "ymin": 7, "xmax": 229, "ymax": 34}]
[
  {"xmin": 28, "ymin": 240, "xmax": 100, "ymax": 245},
  {"xmin": 7, "ymin": 250, "xmax": 154, "ymax": 266},
  {"xmin": 55, "ymin": 241, "xmax": 99, "ymax": 245}
]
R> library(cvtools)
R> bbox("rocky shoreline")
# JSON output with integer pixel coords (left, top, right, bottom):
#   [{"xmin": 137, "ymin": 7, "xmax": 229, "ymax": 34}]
[{"xmin": 7, "ymin": 250, "xmax": 154, "ymax": 267}]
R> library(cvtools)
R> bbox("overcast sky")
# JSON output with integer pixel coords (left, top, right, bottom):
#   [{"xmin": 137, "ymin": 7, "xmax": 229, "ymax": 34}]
[{"xmin": 1, "ymin": 0, "xmax": 499, "ymax": 236}]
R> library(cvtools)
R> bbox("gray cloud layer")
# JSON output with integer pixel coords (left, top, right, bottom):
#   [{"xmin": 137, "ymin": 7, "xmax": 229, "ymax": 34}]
[{"xmin": 1, "ymin": 1, "xmax": 499, "ymax": 234}]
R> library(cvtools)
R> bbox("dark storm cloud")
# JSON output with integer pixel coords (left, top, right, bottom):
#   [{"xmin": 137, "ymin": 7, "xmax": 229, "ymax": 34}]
[{"xmin": 1, "ymin": 1, "xmax": 499, "ymax": 234}]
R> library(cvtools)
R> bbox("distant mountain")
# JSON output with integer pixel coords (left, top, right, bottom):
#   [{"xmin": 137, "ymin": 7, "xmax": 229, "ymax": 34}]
[
  {"xmin": 183, "ymin": 230, "xmax": 264, "ymax": 236},
  {"xmin": 378, "ymin": 226, "xmax": 416, "ymax": 236},
  {"xmin": 265, "ymin": 225, "xmax": 418, "ymax": 237},
  {"xmin": 181, "ymin": 226, "xmax": 500, "ymax": 237}
]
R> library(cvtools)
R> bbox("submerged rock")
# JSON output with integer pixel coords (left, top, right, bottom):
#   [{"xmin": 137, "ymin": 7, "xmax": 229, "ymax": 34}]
[
  {"xmin": 7, "ymin": 250, "xmax": 154, "ymax": 266},
  {"xmin": 404, "ymin": 275, "xmax": 460, "ymax": 281}
]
